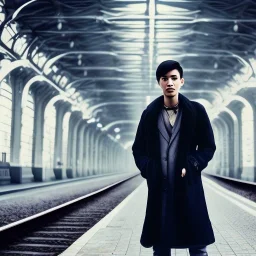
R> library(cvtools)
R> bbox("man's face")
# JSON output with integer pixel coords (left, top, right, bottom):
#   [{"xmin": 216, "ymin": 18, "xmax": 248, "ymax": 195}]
[{"xmin": 158, "ymin": 69, "xmax": 184, "ymax": 98}]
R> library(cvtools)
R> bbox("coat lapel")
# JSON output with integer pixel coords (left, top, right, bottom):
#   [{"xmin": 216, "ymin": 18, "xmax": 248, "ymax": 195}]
[
  {"xmin": 157, "ymin": 110, "xmax": 171, "ymax": 143},
  {"xmin": 168, "ymin": 108, "xmax": 182, "ymax": 148}
]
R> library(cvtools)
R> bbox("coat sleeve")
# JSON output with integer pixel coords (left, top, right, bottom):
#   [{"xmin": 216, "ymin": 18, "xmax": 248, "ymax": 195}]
[
  {"xmin": 132, "ymin": 110, "xmax": 151, "ymax": 179},
  {"xmin": 188, "ymin": 104, "xmax": 216, "ymax": 172}
]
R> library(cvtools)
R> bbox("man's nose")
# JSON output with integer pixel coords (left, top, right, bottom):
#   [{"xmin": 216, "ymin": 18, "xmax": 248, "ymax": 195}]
[{"xmin": 167, "ymin": 78, "xmax": 174, "ymax": 86}]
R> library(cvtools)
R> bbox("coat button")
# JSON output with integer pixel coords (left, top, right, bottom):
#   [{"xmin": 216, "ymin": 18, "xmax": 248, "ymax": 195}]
[
  {"xmin": 163, "ymin": 157, "xmax": 167, "ymax": 161},
  {"xmin": 163, "ymin": 176, "xmax": 167, "ymax": 180}
]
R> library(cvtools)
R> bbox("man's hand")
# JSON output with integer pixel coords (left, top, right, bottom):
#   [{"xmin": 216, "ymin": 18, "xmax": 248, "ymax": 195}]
[{"xmin": 181, "ymin": 168, "xmax": 186, "ymax": 177}]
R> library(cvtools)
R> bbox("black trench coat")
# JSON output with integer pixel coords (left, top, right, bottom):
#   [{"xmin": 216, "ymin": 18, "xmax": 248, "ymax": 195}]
[{"xmin": 132, "ymin": 93, "xmax": 216, "ymax": 248}]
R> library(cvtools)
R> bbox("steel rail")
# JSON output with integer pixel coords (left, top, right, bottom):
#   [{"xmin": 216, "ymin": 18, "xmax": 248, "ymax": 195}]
[{"xmin": 0, "ymin": 172, "xmax": 139, "ymax": 233}]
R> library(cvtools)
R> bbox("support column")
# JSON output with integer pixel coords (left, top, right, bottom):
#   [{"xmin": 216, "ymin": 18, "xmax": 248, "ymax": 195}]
[
  {"xmin": 9, "ymin": 74, "xmax": 22, "ymax": 183},
  {"xmin": 32, "ymin": 87, "xmax": 53, "ymax": 181},
  {"xmin": 53, "ymin": 103, "xmax": 69, "ymax": 179},
  {"xmin": 77, "ymin": 120, "xmax": 87, "ymax": 177}
]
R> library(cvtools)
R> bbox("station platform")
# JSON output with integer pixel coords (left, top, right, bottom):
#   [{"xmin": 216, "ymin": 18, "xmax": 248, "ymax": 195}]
[
  {"xmin": 60, "ymin": 176, "xmax": 256, "ymax": 256},
  {"xmin": 0, "ymin": 173, "xmax": 121, "ymax": 195}
]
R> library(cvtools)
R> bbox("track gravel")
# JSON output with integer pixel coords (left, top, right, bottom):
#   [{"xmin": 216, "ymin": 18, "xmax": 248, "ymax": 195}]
[{"xmin": 0, "ymin": 172, "xmax": 139, "ymax": 227}]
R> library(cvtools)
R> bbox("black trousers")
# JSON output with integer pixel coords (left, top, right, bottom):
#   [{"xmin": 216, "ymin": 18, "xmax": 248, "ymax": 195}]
[{"xmin": 153, "ymin": 245, "xmax": 208, "ymax": 256}]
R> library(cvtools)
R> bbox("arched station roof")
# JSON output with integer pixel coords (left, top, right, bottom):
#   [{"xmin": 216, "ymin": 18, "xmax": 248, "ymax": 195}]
[{"xmin": 1, "ymin": 0, "xmax": 256, "ymax": 145}]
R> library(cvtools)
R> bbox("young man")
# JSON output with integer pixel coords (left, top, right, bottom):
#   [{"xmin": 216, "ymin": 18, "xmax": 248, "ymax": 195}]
[{"xmin": 132, "ymin": 60, "xmax": 216, "ymax": 256}]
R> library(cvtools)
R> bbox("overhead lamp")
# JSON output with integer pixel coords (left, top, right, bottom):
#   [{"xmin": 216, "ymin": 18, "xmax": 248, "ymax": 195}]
[
  {"xmin": 116, "ymin": 134, "xmax": 121, "ymax": 140},
  {"xmin": 114, "ymin": 127, "xmax": 120, "ymax": 133},
  {"xmin": 57, "ymin": 22, "xmax": 62, "ymax": 30},
  {"xmin": 70, "ymin": 41, "xmax": 74, "ymax": 48},
  {"xmin": 78, "ymin": 59, "xmax": 82, "ymax": 66},
  {"xmin": 233, "ymin": 23, "xmax": 238, "ymax": 32},
  {"xmin": 97, "ymin": 123, "xmax": 103, "ymax": 128},
  {"xmin": 214, "ymin": 62, "xmax": 218, "ymax": 69}
]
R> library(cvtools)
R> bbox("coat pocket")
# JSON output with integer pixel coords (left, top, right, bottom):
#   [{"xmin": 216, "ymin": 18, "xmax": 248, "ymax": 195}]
[
  {"xmin": 187, "ymin": 154, "xmax": 200, "ymax": 171},
  {"xmin": 186, "ymin": 154, "xmax": 201, "ymax": 185}
]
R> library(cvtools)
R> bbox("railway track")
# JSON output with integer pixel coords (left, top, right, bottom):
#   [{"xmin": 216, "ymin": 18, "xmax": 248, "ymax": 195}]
[
  {"xmin": 0, "ymin": 173, "xmax": 143, "ymax": 256},
  {"xmin": 203, "ymin": 172, "xmax": 256, "ymax": 203}
]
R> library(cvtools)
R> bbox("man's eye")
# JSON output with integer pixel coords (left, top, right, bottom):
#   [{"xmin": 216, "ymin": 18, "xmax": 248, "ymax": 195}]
[{"xmin": 162, "ymin": 78, "xmax": 167, "ymax": 81}]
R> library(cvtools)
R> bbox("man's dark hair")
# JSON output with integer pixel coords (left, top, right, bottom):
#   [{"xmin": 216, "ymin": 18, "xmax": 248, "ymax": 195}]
[{"xmin": 156, "ymin": 60, "xmax": 183, "ymax": 82}]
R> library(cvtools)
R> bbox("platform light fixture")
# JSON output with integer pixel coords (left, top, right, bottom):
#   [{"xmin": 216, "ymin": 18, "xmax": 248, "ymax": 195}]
[
  {"xmin": 233, "ymin": 22, "xmax": 238, "ymax": 32},
  {"xmin": 70, "ymin": 41, "xmax": 74, "ymax": 48},
  {"xmin": 57, "ymin": 20, "xmax": 62, "ymax": 30},
  {"xmin": 114, "ymin": 127, "xmax": 120, "ymax": 133}
]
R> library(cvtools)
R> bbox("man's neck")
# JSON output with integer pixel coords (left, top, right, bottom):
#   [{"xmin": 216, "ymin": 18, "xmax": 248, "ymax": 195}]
[{"xmin": 164, "ymin": 95, "xmax": 179, "ymax": 107}]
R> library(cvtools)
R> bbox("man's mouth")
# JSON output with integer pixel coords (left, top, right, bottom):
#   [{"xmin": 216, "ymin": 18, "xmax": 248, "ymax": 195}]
[{"xmin": 166, "ymin": 88, "xmax": 174, "ymax": 91}]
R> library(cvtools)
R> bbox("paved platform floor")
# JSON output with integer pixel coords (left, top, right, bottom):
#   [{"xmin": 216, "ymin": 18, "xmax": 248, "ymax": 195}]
[
  {"xmin": 60, "ymin": 176, "xmax": 256, "ymax": 256},
  {"xmin": 0, "ymin": 172, "xmax": 123, "ymax": 195}
]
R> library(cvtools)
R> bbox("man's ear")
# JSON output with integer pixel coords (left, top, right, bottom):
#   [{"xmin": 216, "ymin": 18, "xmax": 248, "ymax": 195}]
[{"xmin": 181, "ymin": 78, "xmax": 185, "ymax": 86}]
